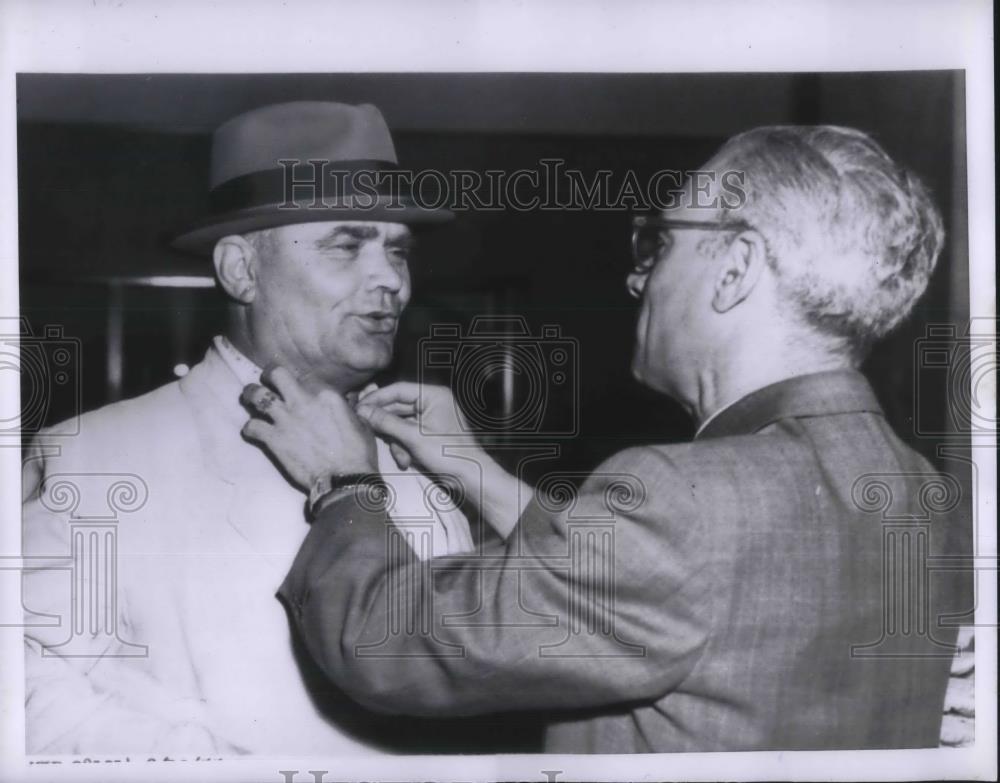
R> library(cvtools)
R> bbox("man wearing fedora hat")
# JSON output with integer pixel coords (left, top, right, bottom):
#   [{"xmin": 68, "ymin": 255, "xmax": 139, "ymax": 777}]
[{"xmin": 22, "ymin": 101, "xmax": 472, "ymax": 755}]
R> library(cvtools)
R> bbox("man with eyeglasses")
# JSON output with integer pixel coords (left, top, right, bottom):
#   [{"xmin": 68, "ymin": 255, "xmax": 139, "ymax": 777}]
[{"xmin": 241, "ymin": 125, "xmax": 966, "ymax": 752}]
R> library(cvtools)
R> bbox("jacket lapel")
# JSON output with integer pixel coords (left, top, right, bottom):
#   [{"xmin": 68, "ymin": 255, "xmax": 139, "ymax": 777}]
[
  {"xmin": 178, "ymin": 346, "xmax": 247, "ymax": 487},
  {"xmin": 178, "ymin": 346, "xmax": 309, "ymax": 573},
  {"xmin": 179, "ymin": 344, "xmax": 474, "ymax": 565}
]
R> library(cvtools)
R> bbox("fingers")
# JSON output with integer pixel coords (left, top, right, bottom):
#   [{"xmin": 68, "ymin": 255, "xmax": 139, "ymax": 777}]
[
  {"xmin": 261, "ymin": 365, "xmax": 308, "ymax": 406},
  {"xmin": 357, "ymin": 405, "xmax": 419, "ymax": 447},
  {"xmin": 256, "ymin": 366, "xmax": 353, "ymax": 417},
  {"xmin": 389, "ymin": 441, "xmax": 413, "ymax": 470},
  {"xmin": 370, "ymin": 401, "xmax": 418, "ymax": 417},
  {"xmin": 241, "ymin": 383, "xmax": 285, "ymax": 420},
  {"xmin": 241, "ymin": 417, "xmax": 275, "ymax": 446},
  {"xmin": 357, "ymin": 382, "xmax": 422, "ymax": 410}
]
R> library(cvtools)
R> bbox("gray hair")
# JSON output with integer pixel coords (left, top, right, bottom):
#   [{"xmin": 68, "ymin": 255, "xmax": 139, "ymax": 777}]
[
  {"xmin": 711, "ymin": 125, "xmax": 945, "ymax": 358},
  {"xmin": 242, "ymin": 228, "xmax": 276, "ymax": 258}
]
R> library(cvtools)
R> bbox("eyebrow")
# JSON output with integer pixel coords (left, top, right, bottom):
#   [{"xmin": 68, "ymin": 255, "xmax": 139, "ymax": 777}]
[
  {"xmin": 314, "ymin": 225, "xmax": 379, "ymax": 249},
  {"xmin": 313, "ymin": 225, "xmax": 414, "ymax": 251}
]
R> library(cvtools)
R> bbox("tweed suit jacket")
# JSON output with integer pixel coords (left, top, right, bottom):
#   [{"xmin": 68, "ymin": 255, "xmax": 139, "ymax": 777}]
[{"xmin": 280, "ymin": 369, "xmax": 965, "ymax": 752}]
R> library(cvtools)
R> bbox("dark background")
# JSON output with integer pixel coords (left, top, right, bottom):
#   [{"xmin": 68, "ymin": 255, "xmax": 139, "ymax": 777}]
[{"xmin": 17, "ymin": 72, "xmax": 968, "ymax": 476}]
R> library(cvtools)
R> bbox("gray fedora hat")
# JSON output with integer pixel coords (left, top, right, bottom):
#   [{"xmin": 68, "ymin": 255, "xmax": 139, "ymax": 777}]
[{"xmin": 172, "ymin": 101, "xmax": 452, "ymax": 255}]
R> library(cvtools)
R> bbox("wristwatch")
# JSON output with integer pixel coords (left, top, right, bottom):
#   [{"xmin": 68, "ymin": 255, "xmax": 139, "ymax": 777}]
[{"xmin": 308, "ymin": 472, "xmax": 387, "ymax": 518}]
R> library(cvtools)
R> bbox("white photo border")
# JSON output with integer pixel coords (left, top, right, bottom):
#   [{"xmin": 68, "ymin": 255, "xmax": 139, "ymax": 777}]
[{"xmin": 0, "ymin": 1, "xmax": 994, "ymax": 781}]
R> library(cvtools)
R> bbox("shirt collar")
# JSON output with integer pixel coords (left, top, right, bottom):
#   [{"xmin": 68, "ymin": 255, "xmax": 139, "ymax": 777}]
[
  {"xmin": 694, "ymin": 369, "xmax": 884, "ymax": 441},
  {"xmin": 213, "ymin": 335, "xmax": 262, "ymax": 387},
  {"xmin": 694, "ymin": 396, "xmax": 739, "ymax": 438}
]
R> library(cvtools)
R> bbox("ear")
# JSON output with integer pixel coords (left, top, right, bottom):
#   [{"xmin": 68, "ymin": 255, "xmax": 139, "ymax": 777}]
[
  {"xmin": 711, "ymin": 230, "xmax": 768, "ymax": 313},
  {"xmin": 213, "ymin": 235, "xmax": 258, "ymax": 304}
]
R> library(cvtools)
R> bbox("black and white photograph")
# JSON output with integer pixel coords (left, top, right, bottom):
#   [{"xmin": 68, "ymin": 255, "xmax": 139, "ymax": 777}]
[{"xmin": 0, "ymin": 2, "xmax": 995, "ymax": 782}]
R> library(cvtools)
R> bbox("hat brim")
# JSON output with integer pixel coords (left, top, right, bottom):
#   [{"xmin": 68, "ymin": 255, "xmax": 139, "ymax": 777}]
[{"xmin": 171, "ymin": 197, "xmax": 453, "ymax": 255}]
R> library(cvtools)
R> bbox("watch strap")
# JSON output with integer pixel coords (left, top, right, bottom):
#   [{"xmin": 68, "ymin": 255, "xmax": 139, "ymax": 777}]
[{"xmin": 308, "ymin": 472, "xmax": 388, "ymax": 518}]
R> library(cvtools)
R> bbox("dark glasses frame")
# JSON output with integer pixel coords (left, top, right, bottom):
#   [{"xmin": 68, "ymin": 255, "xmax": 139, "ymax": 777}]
[{"xmin": 631, "ymin": 214, "xmax": 753, "ymax": 273}]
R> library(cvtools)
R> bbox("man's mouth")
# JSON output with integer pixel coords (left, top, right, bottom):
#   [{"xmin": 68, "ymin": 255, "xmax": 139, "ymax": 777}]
[{"xmin": 354, "ymin": 310, "xmax": 399, "ymax": 334}]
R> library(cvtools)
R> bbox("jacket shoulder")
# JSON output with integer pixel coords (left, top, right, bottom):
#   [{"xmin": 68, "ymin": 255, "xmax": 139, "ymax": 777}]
[
  {"xmin": 579, "ymin": 443, "xmax": 706, "ymax": 523},
  {"xmin": 589, "ymin": 438, "xmax": 780, "ymax": 487},
  {"xmin": 44, "ymin": 379, "xmax": 185, "ymax": 438},
  {"xmin": 29, "ymin": 378, "xmax": 198, "ymax": 475}
]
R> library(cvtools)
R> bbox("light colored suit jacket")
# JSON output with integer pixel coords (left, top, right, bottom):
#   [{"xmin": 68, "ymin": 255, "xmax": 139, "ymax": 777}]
[
  {"xmin": 22, "ymin": 344, "xmax": 471, "ymax": 755},
  {"xmin": 281, "ymin": 369, "xmax": 967, "ymax": 752}
]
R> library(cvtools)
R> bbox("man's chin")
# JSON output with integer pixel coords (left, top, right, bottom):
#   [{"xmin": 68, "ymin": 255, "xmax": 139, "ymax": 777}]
[
  {"xmin": 305, "ymin": 348, "xmax": 393, "ymax": 391},
  {"xmin": 345, "ymin": 347, "xmax": 394, "ymax": 378}
]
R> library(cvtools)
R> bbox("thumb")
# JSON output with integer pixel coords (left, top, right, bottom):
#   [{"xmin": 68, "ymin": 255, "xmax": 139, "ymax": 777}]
[
  {"xmin": 358, "ymin": 405, "xmax": 420, "ymax": 450},
  {"xmin": 389, "ymin": 441, "xmax": 412, "ymax": 471}
]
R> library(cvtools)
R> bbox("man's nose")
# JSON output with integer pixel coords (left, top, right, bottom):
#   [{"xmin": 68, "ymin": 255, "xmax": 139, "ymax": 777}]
[
  {"xmin": 626, "ymin": 269, "xmax": 648, "ymax": 299},
  {"xmin": 363, "ymin": 247, "xmax": 405, "ymax": 292}
]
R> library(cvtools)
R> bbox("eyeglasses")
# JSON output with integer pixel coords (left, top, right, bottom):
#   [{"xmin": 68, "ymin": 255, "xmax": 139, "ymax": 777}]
[{"xmin": 631, "ymin": 215, "xmax": 752, "ymax": 275}]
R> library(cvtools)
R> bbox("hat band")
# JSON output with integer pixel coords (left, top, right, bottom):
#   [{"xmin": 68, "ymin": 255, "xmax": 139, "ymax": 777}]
[{"xmin": 209, "ymin": 160, "xmax": 411, "ymax": 214}]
